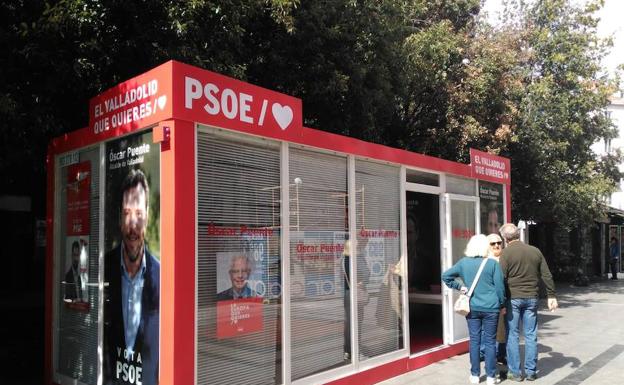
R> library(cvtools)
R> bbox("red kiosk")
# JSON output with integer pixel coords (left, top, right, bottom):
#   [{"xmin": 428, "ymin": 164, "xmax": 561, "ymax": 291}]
[{"xmin": 46, "ymin": 60, "xmax": 511, "ymax": 385}]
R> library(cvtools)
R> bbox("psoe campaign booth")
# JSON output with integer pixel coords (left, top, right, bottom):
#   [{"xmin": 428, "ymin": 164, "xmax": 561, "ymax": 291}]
[{"xmin": 45, "ymin": 60, "xmax": 511, "ymax": 385}]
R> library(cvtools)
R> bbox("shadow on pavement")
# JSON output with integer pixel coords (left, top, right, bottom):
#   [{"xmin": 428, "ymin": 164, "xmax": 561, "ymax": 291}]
[{"xmin": 537, "ymin": 343, "xmax": 582, "ymax": 377}]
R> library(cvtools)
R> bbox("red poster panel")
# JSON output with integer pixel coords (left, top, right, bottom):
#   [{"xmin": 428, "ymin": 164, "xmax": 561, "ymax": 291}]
[
  {"xmin": 67, "ymin": 162, "xmax": 91, "ymax": 236},
  {"xmin": 216, "ymin": 298, "xmax": 264, "ymax": 339},
  {"xmin": 470, "ymin": 149, "xmax": 511, "ymax": 184}
]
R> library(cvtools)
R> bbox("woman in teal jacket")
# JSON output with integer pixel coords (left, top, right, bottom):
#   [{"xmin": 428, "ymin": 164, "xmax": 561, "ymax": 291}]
[{"xmin": 442, "ymin": 234, "xmax": 506, "ymax": 385}]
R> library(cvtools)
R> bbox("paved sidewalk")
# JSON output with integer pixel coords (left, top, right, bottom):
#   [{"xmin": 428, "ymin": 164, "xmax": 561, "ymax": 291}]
[{"xmin": 380, "ymin": 276, "xmax": 624, "ymax": 385}]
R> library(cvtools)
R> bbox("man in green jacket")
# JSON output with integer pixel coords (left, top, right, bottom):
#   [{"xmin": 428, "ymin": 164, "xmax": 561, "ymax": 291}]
[{"xmin": 499, "ymin": 223, "xmax": 558, "ymax": 382}]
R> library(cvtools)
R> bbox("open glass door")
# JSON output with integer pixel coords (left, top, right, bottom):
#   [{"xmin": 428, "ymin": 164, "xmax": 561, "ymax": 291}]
[
  {"xmin": 443, "ymin": 194, "xmax": 479, "ymax": 344},
  {"xmin": 405, "ymin": 191, "xmax": 443, "ymax": 354}
]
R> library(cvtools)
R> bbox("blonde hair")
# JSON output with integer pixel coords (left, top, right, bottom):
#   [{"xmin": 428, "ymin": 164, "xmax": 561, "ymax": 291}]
[{"xmin": 464, "ymin": 234, "xmax": 489, "ymax": 257}]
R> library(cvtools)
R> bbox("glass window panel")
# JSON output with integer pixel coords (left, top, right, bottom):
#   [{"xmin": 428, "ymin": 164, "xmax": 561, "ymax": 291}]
[
  {"xmin": 449, "ymin": 199, "xmax": 476, "ymax": 341},
  {"xmin": 54, "ymin": 146, "xmax": 100, "ymax": 384},
  {"xmin": 446, "ymin": 175, "xmax": 476, "ymax": 196},
  {"xmin": 289, "ymin": 147, "xmax": 349, "ymax": 380},
  {"xmin": 355, "ymin": 160, "xmax": 403, "ymax": 360},
  {"xmin": 197, "ymin": 130, "xmax": 282, "ymax": 385},
  {"xmin": 406, "ymin": 169, "xmax": 439, "ymax": 186}
]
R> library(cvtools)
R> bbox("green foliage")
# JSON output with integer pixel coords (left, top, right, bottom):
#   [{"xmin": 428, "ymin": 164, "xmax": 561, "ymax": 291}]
[
  {"xmin": 0, "ymin": 0, "xmax": 620, "ymax": 230},
  {"xmin": 499, "ymin": 0, "xmax": 621, "ymax": 226}
]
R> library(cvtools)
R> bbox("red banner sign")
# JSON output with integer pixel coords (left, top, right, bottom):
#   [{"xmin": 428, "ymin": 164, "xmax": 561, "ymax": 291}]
[
  {"xmin": 88, "ymin": 61, "xmax": 303, "ymax": 141},
  {"xmin": 67, "ymin": 162, "xmax": 91, "ymax": 235},
  {"xmin": 172, "ymin": 61, "xmax": 303, "ymax": 140},
  {"xmin": 470, "ymin": 148, "xmax": 511, "ymax": 184},
  {"xmin": 216, "ymin": 297, "xmax": 264, "ymax": 339},
  {"xmin": 89, "ymin": 62, "xmax": 173, "ymax": 135}
]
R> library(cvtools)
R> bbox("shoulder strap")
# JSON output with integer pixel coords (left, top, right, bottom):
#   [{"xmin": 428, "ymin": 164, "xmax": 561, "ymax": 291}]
[{"xmin": 467, "ymin": 258, "xmax": 489, "ymax": 297}]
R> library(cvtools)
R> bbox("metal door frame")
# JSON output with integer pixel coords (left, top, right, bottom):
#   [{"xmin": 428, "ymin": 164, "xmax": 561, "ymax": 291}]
[{"xmin": 442, "ymin": 193, "xmax": 480, "ymax": 345}]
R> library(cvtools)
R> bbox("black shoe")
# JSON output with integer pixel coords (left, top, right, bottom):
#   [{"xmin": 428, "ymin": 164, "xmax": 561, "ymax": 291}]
[
  {"xmin": 506, "ymin": 372, "xmax": 524, "ymax": 382},
  {"xmin": 526, "ymin": 374, "xmax": 537, "ymax": 381}
]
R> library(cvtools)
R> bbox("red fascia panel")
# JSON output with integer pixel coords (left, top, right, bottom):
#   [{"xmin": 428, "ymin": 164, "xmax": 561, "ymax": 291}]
[
  {"xmin": 159, "ymin": 121, "xmax": 176, "ymax": 385},
  {"xmin": 51, "ymin": 121, "xmax": 473, "ymax": 179},
  {"xmin": 407, "ymin": 341, "xmax": 469, "ymax": 371},
  {"xmin": 296, "ymin": 126, "xmax": 472, "ymax": 177},
  {"xmin": 326, "ymin": 358, "xmax": 409, "ymax": 385},
  {"xmin": 49, "ymin": 123, "xmax": 150, "ymax": 156},
  {"xmin": 50, "ymin": 120, "xmax": 474, "ymax": 180},
  {"xmin": 326, "ymin": 341, "xmax": 469, "ymax": 385},
  {"xmin": 172, "ymin": 123, "xmax": 196, "ymax": 384},
  {"xmin": 159, "ymin": 120, "xmax": 196, "ymax": 384}
]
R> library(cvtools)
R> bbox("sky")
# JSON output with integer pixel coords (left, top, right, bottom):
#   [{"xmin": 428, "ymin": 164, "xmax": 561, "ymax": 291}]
[{"xmin": 481, "ymin": 0, "xmax": 624, "ymax": 76}]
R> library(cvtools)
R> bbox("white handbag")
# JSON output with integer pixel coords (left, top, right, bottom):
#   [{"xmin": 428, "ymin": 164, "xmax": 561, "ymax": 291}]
[{"xmin": 454, "ymin": 258, "xmax": 488, "ymax": 316}]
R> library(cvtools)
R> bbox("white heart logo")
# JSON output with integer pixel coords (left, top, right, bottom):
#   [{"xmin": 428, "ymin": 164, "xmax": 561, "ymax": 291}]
[
  {"xmin": 157, "ymin": 95, "xmax": 167, "ymax": 110},
  {"xmin": 271, "ymin": 103, "xmax": 293, "ymax": 130}
]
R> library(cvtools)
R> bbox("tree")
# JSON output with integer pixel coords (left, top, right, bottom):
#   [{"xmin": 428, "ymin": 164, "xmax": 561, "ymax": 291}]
[
  {"xmin": 498, "ymin": 0, "xmax": 621, "ymax": 226},
  {"xmin": 0, "ymin": 0, "xmax": 299, "ymax": 204},
  {"xmin": 1, "ymin": 0, "xmax": 619, "ymax": 229}
]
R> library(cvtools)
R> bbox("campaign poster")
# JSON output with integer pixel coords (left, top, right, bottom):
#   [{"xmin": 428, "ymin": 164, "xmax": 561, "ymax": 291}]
[
  {"xmin": 290, "ymin": 231, "xmax": 346, "ymax": 298},
  {"xmin": 479, "ymin": 182, "xmax": 504, "ymax": 235},
  {"xmin": 364, "ymin": 236, "xmax": 385, "ymax": 290},
  {"xmin": 216, "ymin": 295, "xmax": 264, "ymax": 339},
  {"xmin": 67, "ymin": 161, "xmax": 91, "ymax": 236},
  {"xmin": 216, "ymin": 251, "xmax": 266, "ymax": 299},
  {"xmin": 63, "ymin": 236, "xmax": 89, "ymax": 305},
  {"xmin": 64, "ymin": 161, "xmax": 91, "ymax": 306},
  {"xmin": 103, "ymin": 130, "xmax": 160, "ymax": 385},
  {"xmin": 215, "ymin": 236, "xmax": 271, "ymax": 339}
]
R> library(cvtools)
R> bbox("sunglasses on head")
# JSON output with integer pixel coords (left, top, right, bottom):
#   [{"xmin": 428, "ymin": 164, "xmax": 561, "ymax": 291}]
[{"xmin": 490, "ymin": 241, "xmax": 502, "ymax": 246}]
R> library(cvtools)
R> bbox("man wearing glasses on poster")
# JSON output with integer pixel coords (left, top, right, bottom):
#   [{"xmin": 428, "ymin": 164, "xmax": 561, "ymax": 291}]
[{"xmin": 217, "ymin": 254, "xmax": 259, "ymax": 300}]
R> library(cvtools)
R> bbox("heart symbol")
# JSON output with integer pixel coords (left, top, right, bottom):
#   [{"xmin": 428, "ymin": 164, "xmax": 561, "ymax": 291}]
[
  {"xmin": 157, "ymin": 95, "xmax": 167, "ymax": 110},
  {"xmin": 271, "ymin": 103, "xmax": 293, "ymax": 130}
]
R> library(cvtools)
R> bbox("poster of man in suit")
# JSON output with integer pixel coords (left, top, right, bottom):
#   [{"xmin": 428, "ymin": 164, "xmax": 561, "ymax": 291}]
[
  {"xmin": 479, "ymin": 182, "xmax": 504, "ymax": 236},
  {"xmin": 103, "ymin": 130, "xmax": 160, "ymax": 385}
]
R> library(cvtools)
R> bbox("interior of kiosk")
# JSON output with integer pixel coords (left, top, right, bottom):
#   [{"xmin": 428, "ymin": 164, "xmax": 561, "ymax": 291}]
[{"xmin": 406, "ymin": 189, "xmax": 442, "ymax": 353}]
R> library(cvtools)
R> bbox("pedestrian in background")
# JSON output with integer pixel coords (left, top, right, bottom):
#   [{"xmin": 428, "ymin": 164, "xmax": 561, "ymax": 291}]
[
  {"xmin": 609, "ymin": 236, "xmax": 619, "ymax": 280},
  {"xmin": 499, "ymin": 223, "xmax": 558, "ymax": 382},
  {"xmin": 442, "ymin": 234, "xmax": 506, "ymax": 385}
]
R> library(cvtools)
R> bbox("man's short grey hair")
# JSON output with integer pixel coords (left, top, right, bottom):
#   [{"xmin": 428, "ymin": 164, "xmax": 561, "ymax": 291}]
[{"xmin": 499, "ymin": 223, "xmax": 520, "ymax": 242}]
